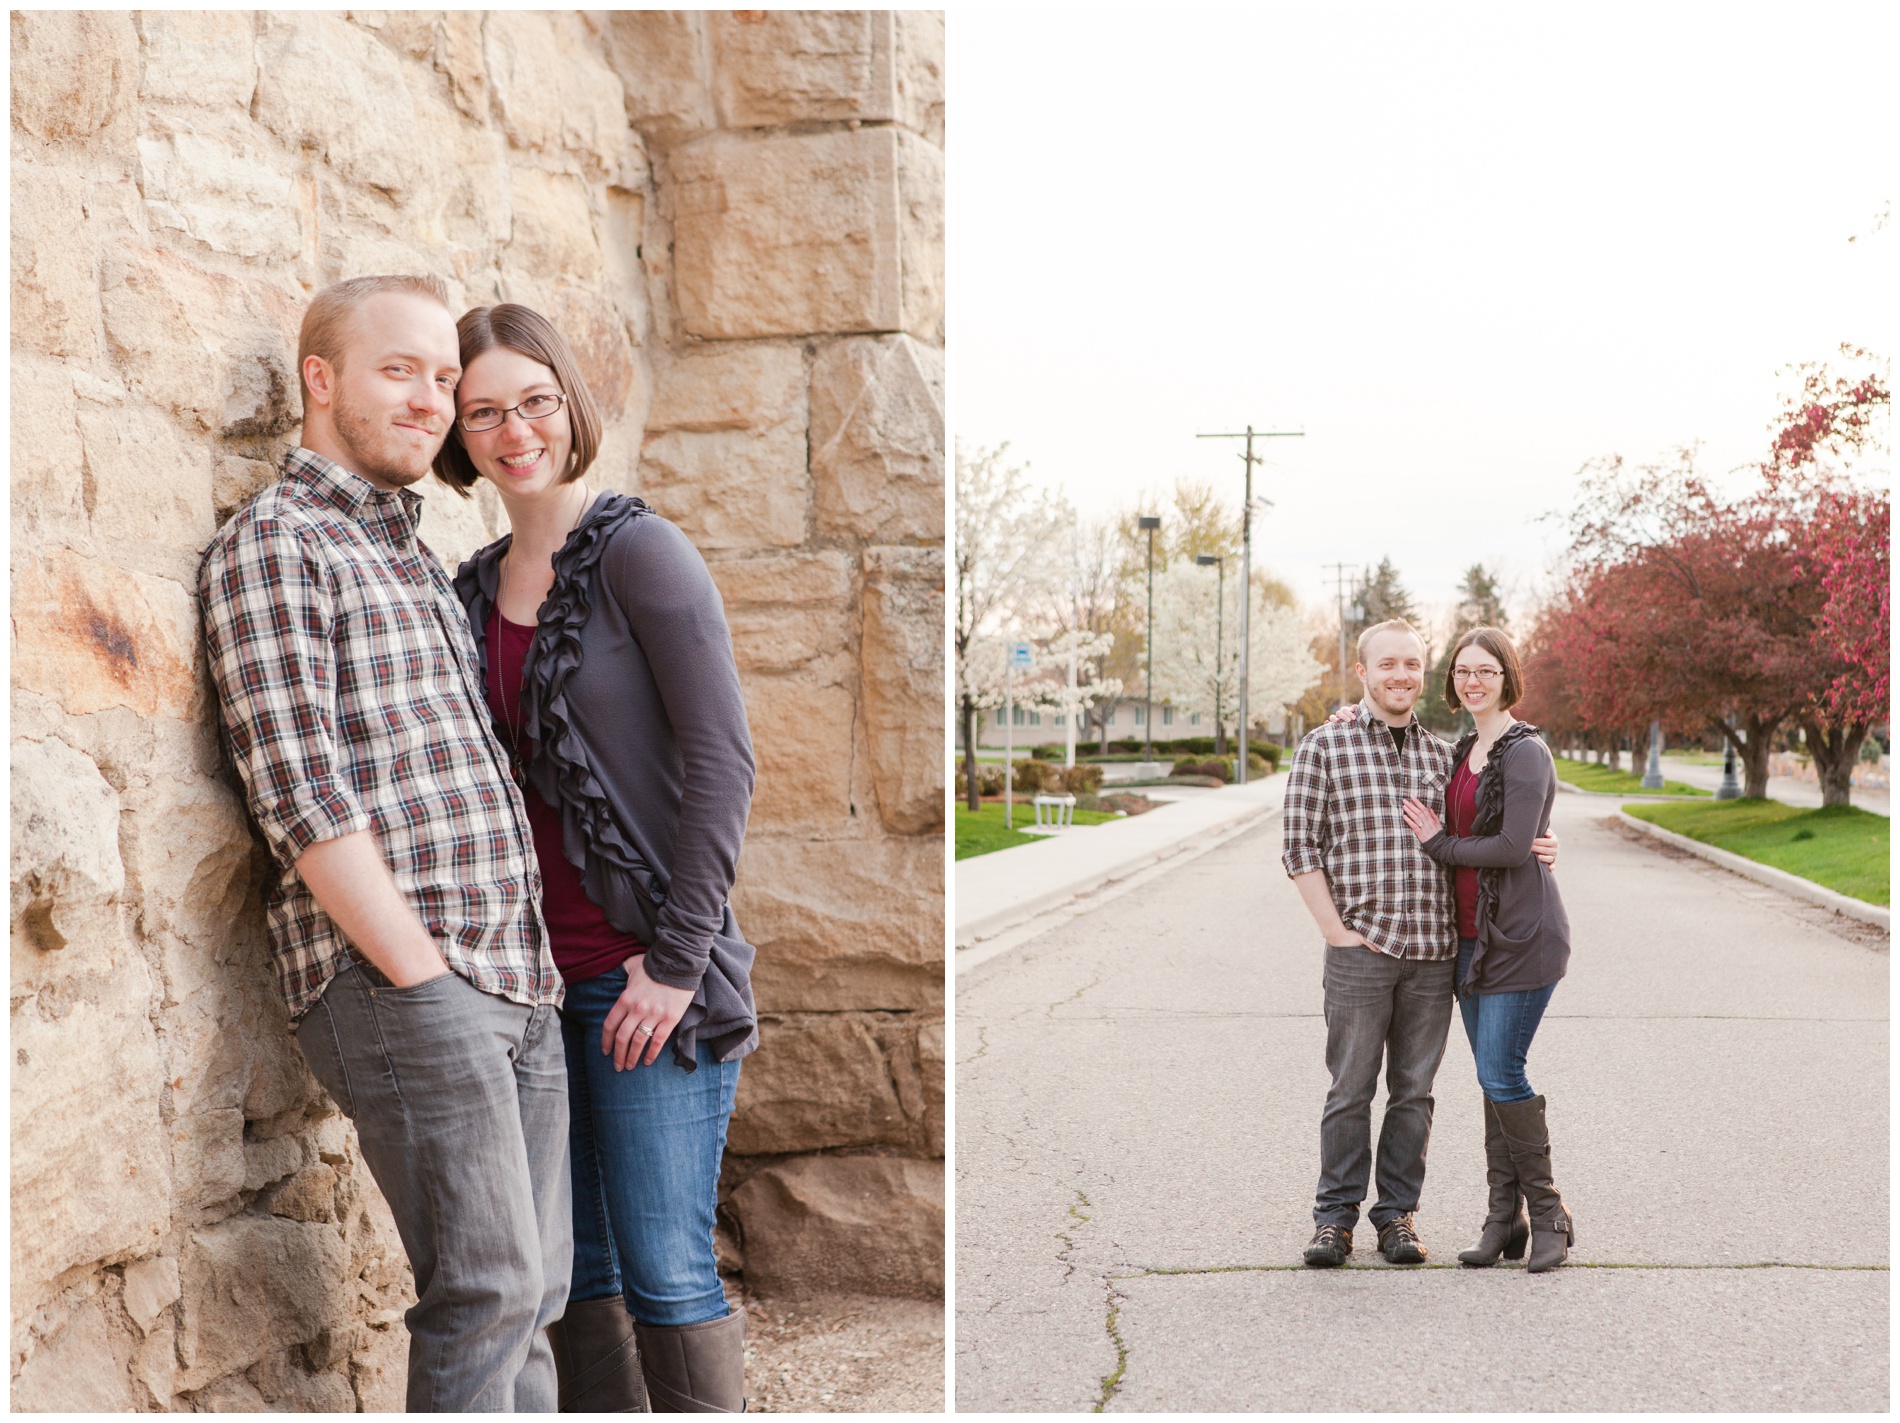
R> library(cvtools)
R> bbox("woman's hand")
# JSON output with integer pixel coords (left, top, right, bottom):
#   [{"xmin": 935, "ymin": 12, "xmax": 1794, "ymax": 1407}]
[
  {"xmin": 1533, "ymin": 832, "xmax": 1559, "ymax": 867},
  {"xmin": 1325, "ymin": 703, "xmax": 1360, "ymax": 727},
  {"xmin": 601, "ymin": 954, "xmax": 697, "ymax": 1070},
  {"xmin": 1401, "ymin": 796, "xmax": 1442, "ymax": 844}
]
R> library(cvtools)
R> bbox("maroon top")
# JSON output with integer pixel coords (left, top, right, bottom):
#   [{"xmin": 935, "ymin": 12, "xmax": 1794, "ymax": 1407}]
[
  {"xmin": 1446, "ymin": 758, "xmax": 1482, "ymax": 940},
  {"xmin": 485, "ymin": 605, "xmax": 644, "ymax": 984}
]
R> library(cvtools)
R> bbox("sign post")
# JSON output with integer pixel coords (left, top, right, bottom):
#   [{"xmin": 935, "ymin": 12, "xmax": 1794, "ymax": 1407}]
[{"xmin": 1006, "ymin": 642, "xmax": 1032, "ymax": 829}]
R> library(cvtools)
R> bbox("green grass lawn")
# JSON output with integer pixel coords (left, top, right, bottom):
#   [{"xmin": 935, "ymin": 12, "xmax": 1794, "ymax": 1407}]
[
  {"xmin": 1660, "ymin": 750, "xmax": 1729, "ymax": 767},
  {"xmin": 954, "ymin": 800, "xmax": 1122, "ymax": 860},
  {"xmin": 1623, "ymin": 799, "xmax": 1890, "ymax": 906},
  {"xmin": 1554, "ymin": 758, "xmax": 1708, "ymax": 797}
]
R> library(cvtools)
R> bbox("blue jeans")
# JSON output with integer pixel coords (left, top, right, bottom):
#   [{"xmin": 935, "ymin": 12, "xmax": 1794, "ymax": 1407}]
[
  {"xmin": 559, "ymin": 967, "xmax": 740, "ymax": 1327},
  {"xmin": 1456, "ymin": 938, "xmax": 1556, "ymax": 1103}
]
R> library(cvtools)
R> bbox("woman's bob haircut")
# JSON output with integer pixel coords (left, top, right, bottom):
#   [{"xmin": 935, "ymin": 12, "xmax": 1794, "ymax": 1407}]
[
  {"xmin": 433, "ymin": 303, "xmax": 602, "ymax": 496},
  {"xmin": 1443, "ymin": 625, "xmax": 1525, "ymax": 712}
]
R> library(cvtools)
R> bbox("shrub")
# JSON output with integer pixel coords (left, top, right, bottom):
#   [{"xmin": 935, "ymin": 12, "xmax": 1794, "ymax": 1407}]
[
  {"xmin": 978, "ymin": 764, "xmax": 1007, "ymax": 797},
  {"xmin": 1031, "ymin": 744, "xmax": 1062, "ymax": 762},
  {"xmin": 1172, "ymin": 758, "xmax": 1233, "ymax": 783},
  {"xmin": 1011, "ymin": 759, "xmax": 1054, "ymax": 793},
  {"xmin": 1058, "ymin": 764, "xmax": 1103, "ymax": 794}
]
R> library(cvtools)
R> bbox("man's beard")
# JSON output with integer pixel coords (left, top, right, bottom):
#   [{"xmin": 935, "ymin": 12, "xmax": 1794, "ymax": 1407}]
[
  {"xmin": 331, "ymin": 387, "xmax": 444, "ymax": 488},
  {"xmin": 1367, "ymin": 682, "xmax": 1419, "ymax": 718}
]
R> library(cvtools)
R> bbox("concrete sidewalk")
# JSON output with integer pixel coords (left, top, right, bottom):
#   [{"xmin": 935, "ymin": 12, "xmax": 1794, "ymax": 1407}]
[
  {"xmin": 956, "ymin": 792, "xmax": 1890, "ymax": 1411},
  {"xmin": 955, "ymin": 774, "xmax": 1286, "ymax": 949}
]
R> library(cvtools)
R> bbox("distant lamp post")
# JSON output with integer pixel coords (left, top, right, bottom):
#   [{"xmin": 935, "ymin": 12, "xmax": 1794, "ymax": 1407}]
[
  {"xmin": 1641, "ymin": 719, "xmax": 1665, "ymax": 790},
  {"xmin": 1717, "ymin": 717, "xmax": 1743, "ymax": 799},
  {"xmin": 1195, "ymin": 553, "xmax": 1227, "ymax": 755},
  {"xmin": 1139, "ymin": 516, "xmax": 1161, "ymax": 763}
]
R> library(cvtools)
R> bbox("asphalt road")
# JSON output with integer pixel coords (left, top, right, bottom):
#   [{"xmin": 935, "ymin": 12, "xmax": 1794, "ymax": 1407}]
[{"xmin": 954, "ymin": 792, "xmax": 1890, "ymax": 1411}]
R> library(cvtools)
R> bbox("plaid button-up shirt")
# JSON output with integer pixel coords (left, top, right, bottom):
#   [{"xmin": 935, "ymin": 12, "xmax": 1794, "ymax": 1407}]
[
  {"xmin": 1280, "ymin": 699, "xmax": 1457, "ymax": 960},
  {"xmin": 200, "ymin": 447, "xmax": 556, "ymax": 1022}
]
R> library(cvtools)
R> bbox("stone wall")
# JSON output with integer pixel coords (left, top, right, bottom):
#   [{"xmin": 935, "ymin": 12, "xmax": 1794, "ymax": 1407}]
[{"xmin": 10, "ymin": 11, "xmax": 943, "ymax": 1410}]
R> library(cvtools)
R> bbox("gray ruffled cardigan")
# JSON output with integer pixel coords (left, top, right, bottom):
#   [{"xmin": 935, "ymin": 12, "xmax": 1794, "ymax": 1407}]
[
  {"xmin": 455, "ymin": 493, "xmax": 759, "ymax": 1067},
  {"xmin": 1421, "ymin": 720, "xmax": 1571, "ymax": 996}
]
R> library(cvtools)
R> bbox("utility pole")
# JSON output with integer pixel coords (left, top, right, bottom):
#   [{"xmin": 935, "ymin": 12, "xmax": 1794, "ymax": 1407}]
[
  {"xmin": 1138, "ymin": 516, "xmax": 1160, "ymax": 763},
  {"xmin": 1322, "ymin": 561, "xmax": 1360, "ymax": 710},
  {"xmin": 1199, "ymin": 426, "xmax": 1303, "ymax": 783}
]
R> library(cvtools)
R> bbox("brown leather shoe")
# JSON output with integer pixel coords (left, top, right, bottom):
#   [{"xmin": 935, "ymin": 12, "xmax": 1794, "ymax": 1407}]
[
  {"xmin": 547, "ymin": 1296, "xmax": 649, "ymax": 1412},
  {"xmin": 1303, "ymin": 1223, "xmax": 1353, "ymax": 1267},
  {"xmin": 634, "ymin": 1308, "xmax": 746, "ymax": 1412},
  {"xmin": 1376, "ymin": 1214, "xmax": 1428, "ymax": 1264}
]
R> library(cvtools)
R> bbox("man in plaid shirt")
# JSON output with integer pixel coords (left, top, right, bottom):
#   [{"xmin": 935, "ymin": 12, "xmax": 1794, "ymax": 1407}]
[
  {"xmin": 1282, "ymin": 619, "xmax": 1555, "ymax": 1268},
  {"xmin": 200, "ymin": 276, "xmax": 567, "ymax": 1410}
]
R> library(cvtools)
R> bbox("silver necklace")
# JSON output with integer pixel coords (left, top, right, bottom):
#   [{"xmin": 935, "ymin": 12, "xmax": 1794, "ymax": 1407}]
[{"xmin": 496, "ymin": 484, "xmax": 590, "ymax": 791}]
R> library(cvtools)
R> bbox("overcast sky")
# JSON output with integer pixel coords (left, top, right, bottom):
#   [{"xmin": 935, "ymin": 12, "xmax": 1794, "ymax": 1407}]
[{"xmin": 949, "ymin": 5, "xmax": 1892, "ymax": 624}]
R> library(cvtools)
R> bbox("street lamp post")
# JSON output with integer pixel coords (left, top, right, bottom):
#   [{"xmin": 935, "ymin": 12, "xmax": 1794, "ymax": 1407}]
[
  {"xmin": 1139, "ymin": 516, "xmax": 1160, "ymax": 764},
  {"xmin": 1641, "ymin": 719, "xmax": 1665, "ymax": 790},
  {"xmin": 1717, "ymin": 717, "xmax": 1743, "ymax": 799},
  {"xmin": 1195, "ymin": 553, "xmax": 1226, "ymax": 756}
]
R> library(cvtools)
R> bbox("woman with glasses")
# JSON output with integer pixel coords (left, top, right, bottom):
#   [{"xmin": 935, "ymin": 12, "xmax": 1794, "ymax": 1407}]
[
  {"xmin": 1398, "ymin": 626, "xmax": 1574, "ymax": 1274},
  {"xmin": 436, "ymin": 304, "xmax": 756, "ymax": 1409}
]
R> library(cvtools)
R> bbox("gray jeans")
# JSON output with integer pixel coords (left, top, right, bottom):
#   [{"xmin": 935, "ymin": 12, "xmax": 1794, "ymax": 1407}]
[
  {"xmin": 1314, "ymin": 945, "xmax": 1456, "ymax": 1231},
  {"xmin": 296, "ymin": 964, "xmax": 571, "ymax": 1412}
]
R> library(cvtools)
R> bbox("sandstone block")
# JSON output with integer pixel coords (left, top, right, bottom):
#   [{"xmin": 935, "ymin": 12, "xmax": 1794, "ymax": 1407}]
[
  {"xmin": 810, "ymin": 335, "xmax": 944, "ymax": 543},
  {"xmin": 503, "ymin": 165, "xmax": 605, "ymax": 287},
  {"xmin": 415, "ymin": 476, "xmax": 505, "ymax": 574},
  {"xmin": 124, "ymin": 1254, "xmax": 184, "ymax": 1333},
  {"xmin": 214, "ymin": 454, "xmax": 281, "ymax": 526},
  {"xmin": 436, "ymin": 10, "xmax": 487, "ymax": 120},
  {"xmin": 731, "ymin": 1155, "xmax": 943, "ymax": 1299},
  {"xmin": 11, "ymin": 552, "xmax": 199, "ymax": 720},
  {"xmin": 861, "ymin": 548, "xmax": 946, "ymax": 834},
  {"xmin": 918, "ymin": 1019, "xmax": 945, "ymax": 1155},
  {"xmin": 176, "ymin": 1215, "xmax": 350, "ymax": 1391},
  {"xmin": 646, "ymin": 343, "xmax": 805, "ymax": 433},
  {"xmin": 11, "ymin": 968, "xmax": 172, "ymax": 1308},
  {"xmin": 137, "ymin": 122, "xmax": 301, "ymax": 262},
  {"xmin": 118, "ymin": 774, "xmax": 257, "ymax": 950},
  {"xmin": 728, "ymin": 1013, "xmax": 910, "ymax": 1156},
  {"xmin": 742, "ymin": 674, "xmax": 857, "ymax": 833},
  {"xmin": 639, "ymin": 423, "xmax": 809, "ymax": 550},
  {"xmin": 171, "ymin": 1107, "xmax": 248, "ymax": 1209},
  {"xmin": 10, "ymin": 1299, "xmax": 140, "ymax": 1412},
  {"xmin": 272, "ymin": 1164, "xmax": 340, "ymax": 1224},
  {"xmin": 254, "ymin": 13, "xmax": 420, "ymax": 197},
  {"xmin": 134, "ymin": 1322, "xmax": 178, "ymax": 1405},
  {"xmin": 11, "ymin": 737, "xmax": 125, "ymax": 953},
  {"xmin": 550, "ymin": 285, "xmax": 641, "ymax": 424},
  {"xmin": 100, "ymin": 243, "xmax": 301, "ymax": 436},
  {"xmin": 602, "ymin": 11, "xmax": 717, "ymax": 144},
  {"xmin": 11, "ymin": 161, "xmax": 101, "ymax": 363},
  {"xmin": 77, "ymin": 399, "xmax": 217, "ymax": 583},
  {"xmin": 486, "ymin": 11, "xmax": 638, "ymax": 182},
  {"xmin": 10, "ymin": 355, "xmax": 88, "ymax": 547},
  {"xmin": 897, "ymin": 131, "xmax": 945, "ymax": 345},
  {"xmin": 896, "ymin": 11, "xmax": 946, "ymax": 147},
  {"xmin": 672, "ymin": 128, "xmax": 934, "ymax": 340},
  {"xmin": 136, "ymin": 11, "xmax": 257, "ymax": 108},
  {"xmin": 712, "ymin": 551, "xmax": 855, "ymax": 673},
  {"xmin": 10, "ymin": 11, "xmax": 139, "ymax": 149},
  {"xmin": 350, "ymin": 1321, "xmax": 409, "ymax": 1413},
  {"xmin": 710, "ymin": 11, "xmax": 895, "ymax": 127},
  {"xmin": 733, "ymin": 837, "xmax": 942, "ymax": 1011}
]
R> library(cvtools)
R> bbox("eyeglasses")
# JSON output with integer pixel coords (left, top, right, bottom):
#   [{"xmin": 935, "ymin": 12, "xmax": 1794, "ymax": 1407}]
[
  {"xmin": 458, "ymin": 391, "xmax": 566, "ymax": 433},
  {"xmin": 1453, "ymin": 666, "xmax": 1503, "ymax": 683}
]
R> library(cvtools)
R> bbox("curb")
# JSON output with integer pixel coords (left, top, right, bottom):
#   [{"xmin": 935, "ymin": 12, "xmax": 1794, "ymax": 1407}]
[
  {"xmin": 1614, "ymin": 811, "xmax": 1890, "ymax": 930},
  {"xmin": 955, "ymin": 799, "xmax": 1283, "ymax": 946}
]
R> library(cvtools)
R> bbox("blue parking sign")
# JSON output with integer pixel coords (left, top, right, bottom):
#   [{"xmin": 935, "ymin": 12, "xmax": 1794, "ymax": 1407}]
[{"xmin": 1010, "ymin": 642, "xmax": 1033, "ymax": 668}]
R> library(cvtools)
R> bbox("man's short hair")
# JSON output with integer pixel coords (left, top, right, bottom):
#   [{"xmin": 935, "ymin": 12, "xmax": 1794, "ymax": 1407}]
[
  {"xmin": 1442, "ymin": 625, "xmax": 1525, "ymax": 711},
  {"xmin": 1355, "ymin": 618, "xmax": 1425, "ymax": 664},
  {"xmin": 432, "ymin": 303, "xmax": 602, "ymax": 497},
  {"xmin": 297, "ymin": 274, "xmax": 452, "ymax": 406}
]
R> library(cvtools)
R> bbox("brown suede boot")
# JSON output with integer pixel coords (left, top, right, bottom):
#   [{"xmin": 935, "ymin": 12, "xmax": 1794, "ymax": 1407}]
[
  {"xmin": 547, "ymin": 1296, "xmax": 650, "ymax": 1412},
  {"xmin": 1492, "ymin": 1094, "xmax": 1573, "ymax": 1273},
  {"xmin": 634, "ymin": 1308, "xmax": 747, "ymax": 1413},
  {"xmin": 1458, "ymin": 1098, "xmax": 1529, "ymax": 1266}
]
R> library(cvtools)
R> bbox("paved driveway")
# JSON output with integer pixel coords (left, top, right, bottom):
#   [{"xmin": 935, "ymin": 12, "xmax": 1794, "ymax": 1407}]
[{"xmin": 955, "ymin": 793, "xmax": 1889, "ymax": 1411}]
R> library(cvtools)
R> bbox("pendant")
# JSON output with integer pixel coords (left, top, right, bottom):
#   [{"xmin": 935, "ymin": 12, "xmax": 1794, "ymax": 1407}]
[{"xmin": 510, "ymin": 752, "xmax": 528, "ymax": 794}]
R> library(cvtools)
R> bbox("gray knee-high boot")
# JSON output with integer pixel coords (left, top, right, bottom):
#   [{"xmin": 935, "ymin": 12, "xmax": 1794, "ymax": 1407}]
[
  {"xmin": 634, "ymin": 1309, "xmax": 747, "ymax": 1413},
  {"xmin": 1458, "ymin": 1097, "xmax": 1529, "ymax": 1266},
  {"xmin": 547, "ymin": 1297, "xmax": 650, "ymax": 1412},
  {"xmin": 1492, "ymin": 1094, "xmax": 1573, "ymax": 1273}
]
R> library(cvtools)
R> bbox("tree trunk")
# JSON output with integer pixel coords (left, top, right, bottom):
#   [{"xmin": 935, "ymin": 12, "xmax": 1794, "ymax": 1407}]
[
  {"xmin": 1714, "ymin": 713, "xmax": 1781, "ymax": 799},
  {"xmin": 961, "ymin": 696, "xmax": 982, "ymax": 812},
  {"xmin": 1607, "ymin": 736, "xmax": 1622, "ymax": 773},
  {"xmin": 1214, "ymin": 717, "xmax": 1227, "ymax": 758},
  {"xmin": 1803, "ymin": 717, "xmax": 1869, "ymax": 808}
]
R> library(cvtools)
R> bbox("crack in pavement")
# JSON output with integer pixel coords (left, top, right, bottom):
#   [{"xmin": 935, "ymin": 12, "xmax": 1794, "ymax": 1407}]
[{"xmin": 1094, "ymin": 1275, "xmax": 1130, "ymax": 1413}]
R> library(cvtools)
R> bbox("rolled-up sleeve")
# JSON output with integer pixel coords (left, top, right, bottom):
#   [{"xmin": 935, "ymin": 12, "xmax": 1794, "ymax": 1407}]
[
  {"xmin": 1280, "ymin": 734, "xmax": 1329, "ymax": 877},
  {"xmin": 601, "ymin": 518, "xmax": 756, "ymax": 991},
  {"xmin": 200, "ymin": 517, "xmax": 371, "ymax": 867}
]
